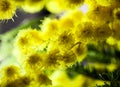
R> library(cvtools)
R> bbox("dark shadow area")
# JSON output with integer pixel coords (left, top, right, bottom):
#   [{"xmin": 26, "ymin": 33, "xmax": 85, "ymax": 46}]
[{"xmin": 0, "ymin": 8, "xmax": 50, "ymax": 34}]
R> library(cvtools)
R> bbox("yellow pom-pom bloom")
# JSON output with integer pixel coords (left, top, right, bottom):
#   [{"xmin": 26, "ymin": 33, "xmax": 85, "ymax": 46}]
[
  {"xmin": 15, "ymin": 28, "xmax": 44, "ymax": 55},
  {"xmin": 58, "ymin": 9, "xmax": 84, "ymax": 31},
  {"xmin": 69, "ymin": 9, "xmax": 84, "ymax": 22},
  {"xmin": 40, "ymin": 18, "xmax": 59, "ymax": 40},
  {"xmin": 59, "ymin": 51, "xmax": 76, "ymax": 67},
  {"xmin": 74, "ymin": 22, "xmax": 94, "ymax": 43},
  {"xmin": 45, "ymin": 0, "xmax": 66, "ymax": 14},
  {"xmin": 93, "ymin": 23, "xmax": 112, "ymax": 41},
  {"xmin": 59, "ymin": 17, "xmax": 75, "ymax": 31},
  {"xmin": 2, "ymin": 75, "xmax": 31, "ymax": 87},
  {"xmin": 34, "ymin": 73, "xmax": 52, "ymax": 86},
  {"xmin": 21, "ymin": 0, "xmax": 46, "ymax": 13},
  {"xmin": 23, "ymin": 52, "xmax": 43, "ymax": 73},
  {"xmin": 56, "ymin": 31, "xmax": 75, "ymax": 51},
  {"xmin": 42, "ymin": 49, "xmax": 61, "ymax": 70},
  {"xmin": 17, "ymin": 76, "xmax": 31, "ymax": 87},
  {"xmin": 46, "ymin": 0, "xmax": 84, "ymax": 13},
  {"xmin": 1, "ymin": 65, "xmax": 21, "ymax": 83},
  {"xmin": 86, "ymin": 5, "xmax": 113, "ymax": 24},
  {"xmin": 0, "ymin": 0, "xmax": 16, "ymax": 20}
]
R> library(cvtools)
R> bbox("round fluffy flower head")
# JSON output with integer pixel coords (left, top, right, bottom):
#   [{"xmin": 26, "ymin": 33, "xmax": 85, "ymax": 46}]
[
  {"xmin": 86, "ymin": 5, "xmax": 113, "ymax": 24},
  {"xmin": 57, "ymin": 31, "xmax": 75, "ymax": 51},
  {"xmin": 15, "ymin": 28, "xmax": 44, "ymax": 55},
  {"xmin": 1, "ymin": 65, "xmax": 21, "ymax": 82},
  {"xmin": 45, "ymin": 0, "xmax": 66, "ymax": 14},
  {"xmin": 2, "ymin": 75, "xmax": 31, "ymax": 87},
  {"xmin": 16, "ymin": 76, "xmax": 31, "ymax": 87},
  {"xmin": 67, "ymin": 9, "xmax": 84, "ymax": 23},
  {"xmin": 21, "ymin": 0, "xmax": 46, "ymax": 13},
  {"xmin": 24, "ymin": 52, "xmax": 43, "ymax": 73},
  {"xmin": 0, "ymin": 0, "xmax": 16, "ymax": 20},
  {"xmin": 58, "ymin": 15, "xmax": 75, "ymax": 32},
  {"xmin": 93, "ymin": 23, "xmax": 112, "ymax": 41},
  {"xmin": 43, "ymin": 49, "xmax": 61, "ymax": 70},
  {"xmin": 40, "ymin": 18, "xmax": 59, "ymax": 40},
  {"xmin": 35, "ymin": 73, "xmax": 52, "ymax": 86},
  {"xmin": 59, "ymin": 51, "xmax": 76, "ymax": 67},
  {"xmin": 75, "ymin": 22, "xmax": 94, "ymax": 43}
]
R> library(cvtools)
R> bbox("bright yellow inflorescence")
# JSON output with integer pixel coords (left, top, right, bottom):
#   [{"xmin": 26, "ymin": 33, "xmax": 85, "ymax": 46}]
[
  {"xmin": 0, "ymin": 0, "xmax": 16, "ymax": 20},
  {"xmin": 1, "ymin": 0, "xmax": 120, "ymax": 87}
]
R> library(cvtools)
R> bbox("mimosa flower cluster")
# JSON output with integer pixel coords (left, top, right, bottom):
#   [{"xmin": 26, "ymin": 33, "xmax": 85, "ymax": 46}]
[{"xmin": 0, "ymin": 0, "xmax": 120, "ymax": 87}]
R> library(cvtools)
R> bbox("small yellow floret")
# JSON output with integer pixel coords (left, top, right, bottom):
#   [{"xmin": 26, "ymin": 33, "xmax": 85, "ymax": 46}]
[
  {"xmin": 59, "ymin": 17, "xmax": 74, "ymax": 31},
  {"xmin": 40, "ymin": 18, "xmax": 59, "ymax": 40},
  {"xmin": 21, "ymin": 0, "xmax": 46, "ymax": 13},
  {"xmin": 93, "ymin": 23, "xmax": 112, "ymax": 41},
  {"xmin": 42, "ymin": 49, "xmax": 61, "ymax": 70},
  {"xmin": 1, "ymin": 65, "xmax": 21, "ymax": 82},
  {"xmin": 86, "ymin": 5, "xmax": 113, "ymax": 24},
  {"xmin": 34, "ymin": 73, "xmax": 52, "ymax": 86},
  {"xmin": 23, "ymin": 52, "xmax": 43, "ymax": 73},
  {"xmin": 57, "ymin": 31, "xmax": 75, "ymax": 51},
  {"xmin": 45, "ymin": 0, "xmax": 66, "ymax": 13},
  {"xmin": 75, "ymin": 22, "xmax": 94, "ymax": 43},
  {"xmin": 59, "ymin": 51, "xmax": 76, "ymax": 67},
  {"xmin": 0, "ymin": 0, "xmax": 16, "ymax": 20},
  {"xmin": 15, "ymin": 28, "xmax": 44, "ymax": 55}
]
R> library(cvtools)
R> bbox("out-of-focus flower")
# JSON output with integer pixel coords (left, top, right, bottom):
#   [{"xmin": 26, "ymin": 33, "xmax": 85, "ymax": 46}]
[
  {"xmin": 0, "ymin": 0, "xmax": 17, "ymax": 20},
  {"xmin": 21, "ymin": 0, "xmax": 46, "ymax": 13}
]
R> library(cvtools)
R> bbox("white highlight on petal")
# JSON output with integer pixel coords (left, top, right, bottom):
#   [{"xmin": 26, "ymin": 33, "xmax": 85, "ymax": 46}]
[{"xmin": 79, "ymin": 4, "xmax": 88, "ymax": 14}]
